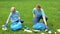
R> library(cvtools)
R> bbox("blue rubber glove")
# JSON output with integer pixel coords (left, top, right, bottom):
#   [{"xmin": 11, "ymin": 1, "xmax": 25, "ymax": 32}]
[{"xmin": 45, "ymin": 25, "xmax": 49, "ymax": 30}]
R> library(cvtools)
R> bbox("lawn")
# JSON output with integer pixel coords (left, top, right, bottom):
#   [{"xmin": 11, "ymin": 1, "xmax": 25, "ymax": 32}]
[{"xmin": 0, "ymin": 0, "xmax": 60, "ymax": 34}]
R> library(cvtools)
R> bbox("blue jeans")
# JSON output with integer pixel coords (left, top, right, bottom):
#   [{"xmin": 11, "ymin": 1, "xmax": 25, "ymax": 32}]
[{"xmin": 34, "ymin": 16, "xmax": 48, "ymax": 23}]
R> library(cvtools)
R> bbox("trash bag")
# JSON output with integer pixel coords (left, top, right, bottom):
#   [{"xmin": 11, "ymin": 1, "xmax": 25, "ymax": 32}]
[
  {"xmin": 33, "ymin": 22, "xmax": 45, "ymax": 30},
  {"xmin": 10, "ymin": 22, "xmax": 22, "ymax": 31}
]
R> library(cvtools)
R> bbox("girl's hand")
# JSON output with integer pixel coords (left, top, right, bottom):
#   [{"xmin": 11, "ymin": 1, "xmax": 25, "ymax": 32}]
[{"xmin": 2, "ymin": 24, "xmax": 8, "ymax": 30}]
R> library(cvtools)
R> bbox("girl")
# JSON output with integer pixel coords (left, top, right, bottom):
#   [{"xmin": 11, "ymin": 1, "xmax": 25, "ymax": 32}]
[{"xmin": 2, "ymin": 7, "xmax": 24, "ymax": 30}]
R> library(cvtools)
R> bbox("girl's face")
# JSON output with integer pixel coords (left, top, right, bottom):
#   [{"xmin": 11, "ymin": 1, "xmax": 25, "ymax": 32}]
[
  {"xmin": 36, "ymin": 7, "xmax": 41, "ymax": 11},
  {"xmin": 36, "ymin": 4, "xmax": 41, "ymax": 11},
  {"xmin": 36, "ymin": 6, "xmax": 41, "ymax": 11},
  {"xmin": 11, "ymin": 7, "xmax": 16, "ymax": 13}
]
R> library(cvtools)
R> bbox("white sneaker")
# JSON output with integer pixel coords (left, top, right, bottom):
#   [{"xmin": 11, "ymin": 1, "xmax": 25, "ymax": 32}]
[
  {"xmin": 24, "ymin": 29, "xmax": 32, "ymax": 33},
  {"xmin": 45, "ymin": 29, "xmax": 48, "ymax": 32},
  {"xmin": 33, "ymin": 30, "xmax": 40, "ymax": 33}
]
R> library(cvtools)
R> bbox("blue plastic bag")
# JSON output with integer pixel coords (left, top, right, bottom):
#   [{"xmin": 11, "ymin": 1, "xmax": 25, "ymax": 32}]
[
  {"xmin": 10, "ymin": 22, "xmax": 22, "ymax": 31},
  {"xmin": 33, "ymin": 22, "xmax": 46, "ymax": 30}
]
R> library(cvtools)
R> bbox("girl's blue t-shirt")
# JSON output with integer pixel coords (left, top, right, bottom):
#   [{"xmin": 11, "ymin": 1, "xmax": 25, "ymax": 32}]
[{"xmin": 33, "ymin": 8, "xmax": 45, "ymax": 17}]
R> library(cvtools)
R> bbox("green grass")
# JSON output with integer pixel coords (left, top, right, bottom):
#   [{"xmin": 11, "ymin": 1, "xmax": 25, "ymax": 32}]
[{"xmin": 0, "ymin": 0, "xmax": 60, "ymax": 34}]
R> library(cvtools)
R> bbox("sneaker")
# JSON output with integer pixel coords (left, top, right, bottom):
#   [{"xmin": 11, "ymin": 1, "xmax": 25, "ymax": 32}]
[
  {"xmin": 24, "ymin": 29, "xmax": 32, "ymax": 33},
  {"xmin": 33, "ymin": 30, "xmax": 40, "ymax": 33}
]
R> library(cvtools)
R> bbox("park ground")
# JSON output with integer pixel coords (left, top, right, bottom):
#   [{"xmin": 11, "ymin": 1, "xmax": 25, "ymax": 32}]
[{"xmin": 0, "ymin": 0, "xmax": 60, "ymax": 34}]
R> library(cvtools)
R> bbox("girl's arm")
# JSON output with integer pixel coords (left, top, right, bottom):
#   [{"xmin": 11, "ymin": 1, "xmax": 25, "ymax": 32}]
[
  {"xmin": 41, "ymin": 9, "xmax": 47, "ymax": 25},
  {"xmin": 18, "ymin": 11, "xmax": 20, "ymax": 19},
  {"xmin": 33, "ymin": 14, "xmax": 35, "ymax": 18},
  {"xmin": 19, "ymin": 17, "xmax": 20, "ymax": 19},
  {"xmin": 6, "ymin": 13, "xmax": 11, "ymax": 24},
  {"xmin": 33, "ymin": 8, "xmax": 36, "ymax": 18},
  {"xmin": 43, "ymin": 16, "xmax": 47, "ymax": 25}
]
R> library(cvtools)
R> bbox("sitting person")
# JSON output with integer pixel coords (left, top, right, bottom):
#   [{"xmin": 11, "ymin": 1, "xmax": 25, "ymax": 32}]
[
  {"xmin": 32, "ymin": 4, "xmax": 48, "ymax": 31},
  {"xmin": 3, "ymin": 7, "xmax": 24, "ymax": 30}
]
